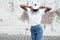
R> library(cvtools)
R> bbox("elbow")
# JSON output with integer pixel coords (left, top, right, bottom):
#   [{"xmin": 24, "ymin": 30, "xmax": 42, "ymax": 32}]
[
  {"xmin": 20, "ymin": 5, "xmax": 24, "ymax": 8},
  {"xmin": 45, "ymin": 7, "xmax": 52, "ymax": 12},
  {"xmin": 20, "ymin": 5, "xmax": 27, "ymax": 11}
]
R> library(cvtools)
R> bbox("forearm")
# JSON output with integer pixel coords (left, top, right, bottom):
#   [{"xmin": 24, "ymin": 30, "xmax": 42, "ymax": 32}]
[
  {"xmin": 20, "ymin": 5, "xmax": 28, "ymax": 10},
  {"xmin": 39, "ymin": 6, "xmax": 45, "ymax": 9},
  {"xmin": 39, "ymin": 6, "xmax": 52, "ymax": 13},
  {"xmin": 45, "ymin": 7, "xmax": 52, "ymax": 12}
]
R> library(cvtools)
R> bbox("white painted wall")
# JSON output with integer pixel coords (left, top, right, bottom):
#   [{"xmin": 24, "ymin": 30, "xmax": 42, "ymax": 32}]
[{"xmin": 0, "ymin": 0, "xmax": 60, "ymax": 36}]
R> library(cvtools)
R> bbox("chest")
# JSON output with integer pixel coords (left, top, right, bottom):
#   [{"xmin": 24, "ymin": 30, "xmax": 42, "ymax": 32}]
[{"xmin": 29, "ymin": 9, "xmax": 44, "ymax": 17}]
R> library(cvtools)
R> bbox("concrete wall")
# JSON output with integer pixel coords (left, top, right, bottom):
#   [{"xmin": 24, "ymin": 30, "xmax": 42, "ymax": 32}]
[{"xmin": 0, "ymin": 0, "xmax": 60, "ymax": 36}]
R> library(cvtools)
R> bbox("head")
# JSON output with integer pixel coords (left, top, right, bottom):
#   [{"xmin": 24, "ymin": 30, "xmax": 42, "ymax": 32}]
[
  {"xmin": 31, "ymin": 0, "xmax": 40, "ymax": 9},
  {"xmin": 27, "ymin": 0, "xmax": 40, "ymax": 9}
]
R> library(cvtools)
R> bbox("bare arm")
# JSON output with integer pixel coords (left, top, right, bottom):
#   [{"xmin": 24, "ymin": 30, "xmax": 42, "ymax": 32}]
[
  {"xmin": 20, "ymin": 4, "xmax": 28, "ymax": 11},
  {"xmin": 45, "ymin": 7, "xmax": 51, "ymax": 12},
  {"xmin": 20, "ymin": 4, "xmax": 33, "ymax": 11},
  {"xmin": 39, "ymin": 6, "xmax": 52, "ymax": 12}
]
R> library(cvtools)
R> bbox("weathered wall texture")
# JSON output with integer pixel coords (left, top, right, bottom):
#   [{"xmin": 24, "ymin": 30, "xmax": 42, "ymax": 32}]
[{"xmin": 0, "ymin": 0, "xmax": 60, "ymax": 35}]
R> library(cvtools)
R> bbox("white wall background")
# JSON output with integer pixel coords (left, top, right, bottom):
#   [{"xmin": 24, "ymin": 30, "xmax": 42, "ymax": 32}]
[{"xmin": 0, "ymin": 0, "xmax": 60, "ymax": 36}]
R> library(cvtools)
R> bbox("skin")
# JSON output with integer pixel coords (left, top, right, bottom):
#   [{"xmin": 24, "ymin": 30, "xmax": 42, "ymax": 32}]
[
  {"xmin": 20, "ymin": 4, "xmax": 52, "ymax": 30},
  {"xmin": 20, "ymin": 4, "xmax": 52, "ymax": 13}
]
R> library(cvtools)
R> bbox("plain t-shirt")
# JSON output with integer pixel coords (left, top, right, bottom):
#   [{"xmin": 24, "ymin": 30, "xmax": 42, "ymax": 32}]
[{"xmin": 26, "ymin": 8, "xmax": 45, "ymax": 26}]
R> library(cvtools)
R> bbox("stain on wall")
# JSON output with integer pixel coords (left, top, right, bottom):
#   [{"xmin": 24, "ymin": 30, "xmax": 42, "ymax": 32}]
[
  {"xmin": 20, "ymin": 10, "xmax": 29, "ymax": 22},
  {"xmin": 55, "ymin": 8, "xmax": 60, "ymax": 20}
]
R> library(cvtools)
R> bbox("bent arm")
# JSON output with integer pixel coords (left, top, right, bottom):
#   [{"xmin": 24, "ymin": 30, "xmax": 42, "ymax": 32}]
[
  {"xmin": 20, "ymin": 4, "xmax": 28, "ymax": 11},
  {"xmin": 20, "ymin": 4, "xmax": 33, "ymax": 11},
  {"xmin": 39, "ymin": 6, "xmax": 52, "ymax": 12},
  {"xmin": 45, "ymin": 7, "xmax": 51, "ymax": 12}
]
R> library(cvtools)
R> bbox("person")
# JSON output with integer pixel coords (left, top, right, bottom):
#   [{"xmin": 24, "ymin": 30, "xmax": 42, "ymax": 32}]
[{"xmin": 20, "ymin": 1, "xmax": 51, "ymax": 40}]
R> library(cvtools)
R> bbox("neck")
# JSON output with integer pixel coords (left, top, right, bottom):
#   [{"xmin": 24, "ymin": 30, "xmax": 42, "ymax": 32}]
[{"xmin": 32, "ymin": 9, "xmax": 39, "ymax": 12}]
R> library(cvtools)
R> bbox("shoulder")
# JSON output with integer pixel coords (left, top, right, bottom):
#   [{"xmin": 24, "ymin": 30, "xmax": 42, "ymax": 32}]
[
  {"xmin": 27, "ymin": 8, "xmax": 31, "ymax": 12},
  {"xmin": 39, "ymin": 8, "xmax": 45, "ymax": 12}
]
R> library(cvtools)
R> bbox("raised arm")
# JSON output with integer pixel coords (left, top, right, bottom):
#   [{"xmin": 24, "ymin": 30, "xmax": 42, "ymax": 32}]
[
  {"xmin": 20, "ymin": 4, "xmax": 28, "ymax": 11},
  {"xmin": 39, "ymin": 6, "xmax": 52, "ymax": 12},
  {"xmin": 20, "ymin": 4, "xmax": 33, "ymax": 11},
  {"xmin": 45, "ymin": 7, "xmax": 51, "ymax": 12}
]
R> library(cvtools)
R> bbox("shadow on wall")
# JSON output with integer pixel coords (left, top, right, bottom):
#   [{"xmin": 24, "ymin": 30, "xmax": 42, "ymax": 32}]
[
  {"xmin": 41, "ymin": 12, "xmax": 55, "ymax": 25},
  {"xmin": 19, "ymin": 9, "xmax": 60, "ymax": 25},
  {"xmin": 55, "ymin": 8, "xmax": 60, "ymax": 20},
  {"xmin": 20, "ymin": 10, "xmax": 29, "ymax": 23}
]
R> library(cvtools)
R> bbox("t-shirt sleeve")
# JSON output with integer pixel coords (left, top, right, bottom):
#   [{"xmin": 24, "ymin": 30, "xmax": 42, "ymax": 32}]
[
  {"xmin": 41, "ymin": 8, "xmax": 45, "ymax": 15},
  {"xmin": 26, "ymin": 8, "xmax": 31, "ymax": 15},
  {"xmin": 23, "ymin": 8, "xmax": 30, "ymax": 15}
]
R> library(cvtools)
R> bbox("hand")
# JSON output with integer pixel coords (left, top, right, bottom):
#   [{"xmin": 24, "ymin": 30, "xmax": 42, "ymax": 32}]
[{"xmin": 28, "ymin": 6, "xmax": 33, "ymax": 10}]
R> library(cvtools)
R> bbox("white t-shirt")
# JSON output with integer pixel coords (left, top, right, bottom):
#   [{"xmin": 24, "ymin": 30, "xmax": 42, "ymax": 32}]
[{"xmin": 26, "ymin": 8, "xmax": 45, "ymax": 26}]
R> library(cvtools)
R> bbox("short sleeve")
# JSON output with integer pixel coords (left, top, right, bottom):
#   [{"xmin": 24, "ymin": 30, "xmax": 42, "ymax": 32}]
[
  {"xmin": 41, "ymin": 8, "xmax": 45, "ymax": 15},
  {"xmin": 26, "ymin": 8, "xmax": 31, "ymax": 15}
]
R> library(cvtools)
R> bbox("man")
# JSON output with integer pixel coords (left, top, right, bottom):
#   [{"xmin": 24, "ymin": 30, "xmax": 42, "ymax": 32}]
[{"xmin": 20, "ymin": 1, "xmax": 51, "ymax": 40}]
